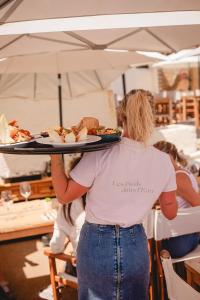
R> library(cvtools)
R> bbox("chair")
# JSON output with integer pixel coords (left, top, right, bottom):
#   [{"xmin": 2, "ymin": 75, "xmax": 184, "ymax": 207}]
[
  {"xmin": 154, "ymin": 206, "xmax": 200, "ymax": 299},
  {"xmin": 181, "ymin": 96, "xmax": 200, "ymax": 128},
  {"xmin": 160, "ymin": 250, "xmax": 200, "ymax": 300},
  {"xmin": 44, "ymin": 248, "xmax": 78, "ymax": 300},
  {"xmin": 154, "ymin": 97, "xmax": 173, "ymax": 126}
]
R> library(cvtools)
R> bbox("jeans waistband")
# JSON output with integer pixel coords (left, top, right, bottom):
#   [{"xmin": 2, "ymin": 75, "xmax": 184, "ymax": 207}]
[{"xmin": 85, "ymin": 221, "xmax": 142, "ymax": 230}]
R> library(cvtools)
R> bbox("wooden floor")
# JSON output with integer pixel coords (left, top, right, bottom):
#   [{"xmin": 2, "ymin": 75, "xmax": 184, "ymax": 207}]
[{"xmin": 0, "ymin": 236, "xmax": 77, "ymax": 300}]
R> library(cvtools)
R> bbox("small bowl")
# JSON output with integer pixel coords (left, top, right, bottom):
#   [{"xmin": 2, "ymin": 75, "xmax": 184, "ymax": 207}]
[{"xmin": 97, "ymin": 132, "xmax": 121, "ymax": 142}]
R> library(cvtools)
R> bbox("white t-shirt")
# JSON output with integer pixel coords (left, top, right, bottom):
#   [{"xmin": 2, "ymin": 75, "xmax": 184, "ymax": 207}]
[
  {"xmin": 50, "ymin": 198, "xmax": 85, "ymax": 255},
  {"xmin": 70, "ymin": 137, "xmax": 176, "ymax": 227}
]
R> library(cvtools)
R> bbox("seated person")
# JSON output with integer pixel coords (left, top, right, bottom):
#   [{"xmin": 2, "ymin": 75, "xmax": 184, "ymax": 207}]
[
  {"xmin": 39, "ymin": 158, "xmax": 85, "ymax": 300},
  {"xmin": 50, "ymin": 157, "xmax": 86, "ymax": 275},
  {"xmin": 154, "ymin": 140, "xmax": 200, "ymax": 258}
]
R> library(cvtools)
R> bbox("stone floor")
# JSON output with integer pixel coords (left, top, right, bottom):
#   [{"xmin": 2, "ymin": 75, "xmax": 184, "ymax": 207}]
[{"xmin": 0, "ymin": 236, "xmax": 77, "ymax": 300}]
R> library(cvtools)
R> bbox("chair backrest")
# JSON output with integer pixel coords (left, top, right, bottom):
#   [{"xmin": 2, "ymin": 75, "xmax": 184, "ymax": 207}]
[
  {"xmin": 154, "ymin": 206, "xmax": 200, "ymax": 241},
  {"xmin": 161, "ymin": 252, "xmax": 200, "ymax": 300},
  {"xmin": 143, "ymin": 210, "xmax": 154, "ymax": 239}
]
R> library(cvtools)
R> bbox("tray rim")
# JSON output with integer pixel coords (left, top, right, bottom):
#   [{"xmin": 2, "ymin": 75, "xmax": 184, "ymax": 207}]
[{"xmin": 0, "ymin": 137, "xmax": 121, "ymax": 155}]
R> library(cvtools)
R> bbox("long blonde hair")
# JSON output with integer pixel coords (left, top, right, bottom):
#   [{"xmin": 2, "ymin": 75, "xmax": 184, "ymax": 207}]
[
  {"xmin": 154, "ymin": 141, "xmax": 187, "ymax": 167},
  {"xmin": 119, "ymin": 89, "xmax": 154, "ymax": 144}
]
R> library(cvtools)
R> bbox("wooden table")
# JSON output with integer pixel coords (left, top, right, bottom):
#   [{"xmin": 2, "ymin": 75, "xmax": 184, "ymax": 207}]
[
  {"xmin": 0, "ymin": 199, "xmax": 57, "ymax": 241},
  {"xmin": 0, "ymin": 177, "xmax": 55, "ymax": 201},
  {"xmin": 185, "ymin": 258, "xmax": 200, "ymax": 288}
]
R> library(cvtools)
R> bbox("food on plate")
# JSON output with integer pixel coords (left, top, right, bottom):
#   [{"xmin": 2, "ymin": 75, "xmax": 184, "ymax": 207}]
[
  {"xmin": 76, "ymin": 117, "xmax": 121, "ymax": 136},
  {"xmin": 76, "ymin": 127, "xmax": 88, "ymax": 141},
  {"xmin": 0, "ymin": 114, "xmax": 32, "ymax": 144},
  {"xmin": 64, "ymin": 131, "xmax": 76, "ymax": 143},
  {"xmin": 48, "ymin": 128, "xmax": 63, "ymax": 143},
  {"xmin": 45, "ymin": 117, "xmax": 120, "ymax": 144},
  {"xmin": 88, "ymin": 127, "xmax": 121, "ymax": 136},
  {"xmin": 46, "ymin": 126, "xmax": 88, "ymax": 144},
  {"xmin": 76, "ymin": 117, "xmax": 100, "ymax": 131},
  {"xmin": 45, "ymin": 117, "xmax": 101, "ymax": 144}
]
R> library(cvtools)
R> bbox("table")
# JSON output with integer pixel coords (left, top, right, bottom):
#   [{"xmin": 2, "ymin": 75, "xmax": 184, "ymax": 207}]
[
  {"xmin": 0, "ymin": 199, "xmax": 57, "ymax": 241},
  {"xmin": 0, "ymin": 177, "xmax": 55, "ymax": 202},
  {"xmin": 185, "ymin": 258, "xmax": 200, "ymax": 288}
]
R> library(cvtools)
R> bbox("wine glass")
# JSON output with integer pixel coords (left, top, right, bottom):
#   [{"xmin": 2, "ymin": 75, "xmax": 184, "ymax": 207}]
[
  {"xmin": 1, "ymin": 190, "xmax": 13, "ymax": 210},
  {"xmin": 19, "ymin": 182, "xmax": 31, "ymax": 202}
]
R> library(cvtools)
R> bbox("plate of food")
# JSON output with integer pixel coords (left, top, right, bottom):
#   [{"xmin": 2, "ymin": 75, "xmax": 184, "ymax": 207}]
[
  {"xmin": 74, "ymin": 117, "xmax": 121, "ymax": 141},
  {"xmin": 88, "ymin": 127, "xmax": 121, "ymax": 142},
  {"xmin": 37, "ymin": 123, "xmax": 101, "ymax": 147},
  {"xmin": 37, "ymin": 135, "xmax": 101, "ymax": 147},
  {"xmin": 0, "ymin": 114, "xmax": 34, "ymax": 147}
]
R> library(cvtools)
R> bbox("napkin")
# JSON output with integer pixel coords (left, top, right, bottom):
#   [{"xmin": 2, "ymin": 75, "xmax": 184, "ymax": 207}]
[
  {"xmin": 0, "ymin": 114, "xmax": 14, "ymax": 143},
  {"xmin": 48, "ymin": 128, "xmax": 63, "ymax": 143}
]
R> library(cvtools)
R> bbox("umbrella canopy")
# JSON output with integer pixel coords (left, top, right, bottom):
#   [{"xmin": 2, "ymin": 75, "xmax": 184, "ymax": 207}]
[
  {"xmin": 0, "ymin": 69, "xmax": 131, "ymax": 99},
  {"xmin": 0, "ymin": 1, "xmax": 199, "ymax": 55},
  {"xmin": 0, "ymin": 0, "xmax": 200, "ymax": 22},
  {"xmin": 0, "ymin": 47, "xmax": 153, "ymax": 73},
  {"xmin": 0, "ymin": 25, "xmax": 200, "ymax": 63}
]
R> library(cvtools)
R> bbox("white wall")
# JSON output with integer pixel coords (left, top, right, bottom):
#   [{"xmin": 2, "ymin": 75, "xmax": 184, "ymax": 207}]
[
  {"xmin": 0, "ymin": 90, "xmax": 117, "ymax": 177},
  {"xmin": 110, "ymin": 67, "xmax": 158, "ymax": 98}
]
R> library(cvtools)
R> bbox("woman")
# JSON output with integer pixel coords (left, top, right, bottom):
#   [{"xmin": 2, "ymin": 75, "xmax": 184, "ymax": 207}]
[
  {"xmin": 50, "ymin": 157, "xmax": 86, "ymax": 258},
  {"xmin": 51, "ymin": 89, "xmax": 177, "ymax": 300},
  {"xmin": 154, "ymin": 141, "xmax": 200, "ymax": 258}
]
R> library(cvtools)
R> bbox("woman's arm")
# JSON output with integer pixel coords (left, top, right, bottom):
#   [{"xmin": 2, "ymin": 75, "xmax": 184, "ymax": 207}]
[
  {"xmin": 176, "ymin": 173, "xmax": 200, "ymax": 206},
  {"xmin": 51, "ymin": 155, "xmax": 89, "ymax": 204},
  {"xmin": 159, "ymin": 190, "xmax": 178, "ymax": 220}
]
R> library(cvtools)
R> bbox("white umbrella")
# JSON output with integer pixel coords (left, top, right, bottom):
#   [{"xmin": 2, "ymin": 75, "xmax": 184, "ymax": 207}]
[
  {"xmin": 0, "ymin": 47, "xmax": 154, "ymax": 128},
  {"xmin": 0, "ymin": 1, "xmax": 200, "ymax": 55},
  {"xmin": 0, "ymin": 0, "xmax": 200, "ymax": 22},
  {"xmin": 0, "ymin": 48, "xmax": 152, "ymax": 73}
]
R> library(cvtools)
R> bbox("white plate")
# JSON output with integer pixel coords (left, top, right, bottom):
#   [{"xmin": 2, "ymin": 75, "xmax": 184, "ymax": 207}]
[
  {"xmin": 36, "ymin": 135, "xmax": 101, "ymax": 147},
  {"xmin": 0, "ymin": 139, "xmax": 35, "ymax": 148}
]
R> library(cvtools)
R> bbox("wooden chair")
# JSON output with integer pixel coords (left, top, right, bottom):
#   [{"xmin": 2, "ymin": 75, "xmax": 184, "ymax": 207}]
[
  {"xmin": 154, "ymin": 97, "xmax": 173, "ymax": 126},
  {"xmin": 154, "ymin": 206, "xmax": 200, "ymax": 300},
  {"xmin": 44, "ymin": 248, "xmax": 78, "ymax": 300},
  {"xmin": 181, "ymin": 96, "xmax": 200, "ymax": 127}
]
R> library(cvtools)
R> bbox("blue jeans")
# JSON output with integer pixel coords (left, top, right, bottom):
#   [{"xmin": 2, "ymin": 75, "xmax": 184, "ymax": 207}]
[
  {"xmin": 77, "ymin": 222, "xmax": 150, "ymax": 300},
  {"xmin": 162, "ymin": 232, "xmax": 200, "ymax": 258}
]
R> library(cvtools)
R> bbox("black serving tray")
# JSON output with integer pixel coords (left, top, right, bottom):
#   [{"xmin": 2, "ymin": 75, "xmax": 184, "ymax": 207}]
[{"xmin": 0, "ymin": 137, "xmax": 120, "ymax": 155}]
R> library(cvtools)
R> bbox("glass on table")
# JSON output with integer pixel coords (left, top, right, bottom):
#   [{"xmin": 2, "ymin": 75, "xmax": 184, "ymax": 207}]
[
  {"xmin": 19, "ymin": 182, "xmax": 32, "ymax": 202},
  {"xmin": 1, "ymin": 190, "xmax": 13, "ymax": 210}
]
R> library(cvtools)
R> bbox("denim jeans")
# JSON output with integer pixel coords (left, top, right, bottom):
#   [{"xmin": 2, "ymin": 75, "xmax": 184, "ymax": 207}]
[
  {"xmin": 162, "ymin": 232, "xmax": 200, "ymax": 258},
  {"xmin": 77, "ymin": 222, "xmax": 150, "ymax": 300}
]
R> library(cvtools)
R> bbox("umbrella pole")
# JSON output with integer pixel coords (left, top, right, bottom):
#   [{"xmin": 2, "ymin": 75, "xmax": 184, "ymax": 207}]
[
  {"xmin": 122, "ymin": 73, "xmax": 127, "ymax": 97},
  {"xmin": 198, "ymin": 56, "xmax": 200, "ymax": 92},
  {"xmin": 57, "ymin": 73, "xmax": 65, "ymax": 162},
  {"xmin": 58, "ymin": 73, "xmax": 63, "ymax": 127}
]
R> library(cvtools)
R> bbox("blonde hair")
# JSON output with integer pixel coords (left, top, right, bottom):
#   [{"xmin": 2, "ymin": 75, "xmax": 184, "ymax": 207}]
[
  {"xmin": 119, "ymin": 89, "xmax": 154, "ymax": 144},
  {"xmin": 154, "ymin": 141, "xmax": 187, "ymax": 167}
]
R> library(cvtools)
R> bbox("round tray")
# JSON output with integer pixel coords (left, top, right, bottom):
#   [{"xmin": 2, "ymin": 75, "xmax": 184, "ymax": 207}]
[{"xmin": 0, "ymin": 137, "xmax": 120, "ymax": 155}]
